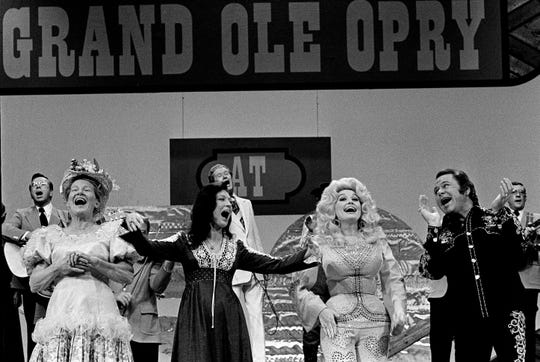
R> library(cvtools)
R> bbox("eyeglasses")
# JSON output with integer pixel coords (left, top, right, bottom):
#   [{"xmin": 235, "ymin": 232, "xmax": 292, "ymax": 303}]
[
  {"xmin": 31, "ymin": 181, "xmax": 49, "ymax": 188},
  {"xmin": 213, "ymin": 171, "xmax": 230, "ymax": 179},
  {"xmin": 511, "ymin": 190, "xmax": 526, "ymax": 196}
]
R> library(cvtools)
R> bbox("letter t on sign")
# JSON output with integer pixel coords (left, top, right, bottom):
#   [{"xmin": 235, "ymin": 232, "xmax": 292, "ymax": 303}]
[{"xmin": 249, "ymin": 156, "xmax": 266, "ymax": 197}]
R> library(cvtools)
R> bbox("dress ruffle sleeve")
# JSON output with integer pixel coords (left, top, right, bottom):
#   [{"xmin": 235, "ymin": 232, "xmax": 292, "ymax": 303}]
[
  {"xmin": 101, "ymin": 219, "xmax": 139, "ymax": 264},
  {"xmin": 292, "ymin": 264, "xmax": 327, "ymax": 332},
  {"xmin": 379, "ymin": 238, "xmax": 407, "ymax": 325},
  {"xmin": 23, "ymin": 225, "xmax": 61, "ymax": 271}
]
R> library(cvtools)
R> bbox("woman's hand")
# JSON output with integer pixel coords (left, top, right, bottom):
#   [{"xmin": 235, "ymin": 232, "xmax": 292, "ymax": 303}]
[
  {"xmin": 318, "ymin": 307, "xmax": 338, "ymax": 339},
  {"xmin": 116, "ymin": 291, "xmax": 132, "ymax": 309},
  {"xmin": 74, "ymin": 252, "xmax": 100, "ymax": 270},
  {"xmin": 54, "ymin": 253, "xmax": 85, "ymax": 277},
  {"xmin": 390, "ymin": 310, "xmax": 408, "ymax": 336},
  {"xmin": 125, "ymin": 212, "xmax": 145, "ymax": 232},
  {"xmin": 418, "ymin": 195, "xmax": 441, "ymax": 227},
  {"xmin": 74, "ymin": 252, "xmax": 113, "ymax": 283},
  {"xmin": 303, "ymin": 235, "xmax": 320, "ymax": 262}
]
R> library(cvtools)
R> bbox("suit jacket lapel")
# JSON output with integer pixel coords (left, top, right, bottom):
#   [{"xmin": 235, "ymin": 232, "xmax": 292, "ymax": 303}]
[
  {"xmin": 27, "ymin": 207, "xmax": 42, "ymax": 230},
  {"xmin": 231, "ymin": 213, "xmax": 245, "ymax": 234},
  {"xmin": 49, "ymin": 207, "xmax": 66, "ymax": 227},
  {"xmin": 237, "ymin": 198, "xmax": 250, "ymax": 232}
]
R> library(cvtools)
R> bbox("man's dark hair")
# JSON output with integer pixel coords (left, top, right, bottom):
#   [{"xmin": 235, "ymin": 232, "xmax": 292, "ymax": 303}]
[
  {"xmin": 435, "ymin": 168, "xmax": 479, "ymax": 206},
  {"xmin": 29, "ymin": 173, "xmax": 53, "ymax": 191},
  {"xmin": 511, "ymin": 181, "xmax": 527, "ymax": 196},
  {"xmin": 189, "ymin": 183, "xmax": 232, "ymax": 246}
]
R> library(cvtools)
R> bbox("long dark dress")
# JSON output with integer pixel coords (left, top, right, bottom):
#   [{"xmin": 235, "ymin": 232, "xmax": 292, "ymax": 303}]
[{"xmin": 121, "ymin": 230, "xmax": 316, "ymax": 362}]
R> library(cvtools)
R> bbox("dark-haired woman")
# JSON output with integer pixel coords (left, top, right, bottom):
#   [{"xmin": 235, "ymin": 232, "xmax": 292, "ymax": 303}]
[{"xmin": 121, "ymin": 183, "xmax": 318, "ymax": 362}]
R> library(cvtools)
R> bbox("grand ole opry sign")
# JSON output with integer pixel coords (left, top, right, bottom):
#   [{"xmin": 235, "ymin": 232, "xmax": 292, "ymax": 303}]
[{"xmin": 1, "ymin": 0, "xmax": 538, "ymax": 94}]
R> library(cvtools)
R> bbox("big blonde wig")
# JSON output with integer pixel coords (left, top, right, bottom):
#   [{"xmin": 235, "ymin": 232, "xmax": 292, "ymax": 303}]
[{"xmin": 315, "ymin": 177, "xmax": 385, "ymax": 245}]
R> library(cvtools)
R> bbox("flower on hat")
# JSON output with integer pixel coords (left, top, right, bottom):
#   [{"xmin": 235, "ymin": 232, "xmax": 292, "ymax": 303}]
[{"xmin": 60, "ymin": 158, "xmax": 119, "ymax": 216}]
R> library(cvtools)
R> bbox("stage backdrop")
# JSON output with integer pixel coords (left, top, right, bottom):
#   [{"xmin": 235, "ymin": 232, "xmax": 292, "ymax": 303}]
[{"xmin": 170, "ymin": 137, "xmax": 331, "ymax": 215}]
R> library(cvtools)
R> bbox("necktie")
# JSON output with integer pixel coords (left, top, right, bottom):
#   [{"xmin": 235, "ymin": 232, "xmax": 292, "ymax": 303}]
[
  {"xmin": 38, "ymin": 207, "xmax": 48, "ymax": 226},
  {"xmin": 230, "ymin": 198, "xmax": 245, "ymax": 229},
  {"xmin": 231, "ymin": 198, "xmax": 240, "ymax": 214}
]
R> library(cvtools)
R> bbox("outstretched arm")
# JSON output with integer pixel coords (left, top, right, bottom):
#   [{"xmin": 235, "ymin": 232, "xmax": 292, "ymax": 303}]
[
  {"xmin": 120, "ymin": 229, "xmax": 187, "ymax": 263},
  {"xmin": 236, "ymin": 241, "xmax": 317, "ymax": 275}
]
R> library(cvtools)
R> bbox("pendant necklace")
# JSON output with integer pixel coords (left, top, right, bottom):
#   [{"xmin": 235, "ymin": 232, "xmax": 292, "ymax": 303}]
[{"xmin": 205, "ymin": 237, "xmax": 224, "ymax": 257}]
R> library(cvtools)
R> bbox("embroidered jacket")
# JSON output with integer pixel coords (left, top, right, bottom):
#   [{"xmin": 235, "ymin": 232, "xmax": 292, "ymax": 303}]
[{"xmin": 419, "ymin": 206, "xmax": 526, "ymax": 320}]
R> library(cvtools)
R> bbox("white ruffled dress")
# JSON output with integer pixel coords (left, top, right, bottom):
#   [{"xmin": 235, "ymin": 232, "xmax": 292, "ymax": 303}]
[{"xmin": 23, "ymin": 220, "xmax": 138, "ymax": 362}]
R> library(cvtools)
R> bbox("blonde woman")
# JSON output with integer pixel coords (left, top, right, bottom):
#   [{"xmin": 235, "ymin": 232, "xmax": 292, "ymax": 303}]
[{"xmin": 294, "ymin": 177, "xmax": 407, "ymax": 361}]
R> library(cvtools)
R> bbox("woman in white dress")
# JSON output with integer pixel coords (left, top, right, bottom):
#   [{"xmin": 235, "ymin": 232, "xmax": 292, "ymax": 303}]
[{"xmin": 23, "ymin": 159, "xmax": 138, "ymax": 362}]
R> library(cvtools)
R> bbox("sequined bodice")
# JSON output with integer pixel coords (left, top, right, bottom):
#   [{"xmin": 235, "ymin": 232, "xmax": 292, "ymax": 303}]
[
  {"xmin": 322, "ymin": 242, "xmax": 383, "ymax": 296},
  {"xmin": 322, "ymin": 241, "xmax": 390, "ymax": 326}
]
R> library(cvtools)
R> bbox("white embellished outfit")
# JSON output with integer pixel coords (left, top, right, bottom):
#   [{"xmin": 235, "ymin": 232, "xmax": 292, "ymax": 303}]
[
  {"xmin": 294, "ymin": 236, "xmax": 406, "ymax": 361},
  {"xmin": 23, "ymin": 220, "xmax": 137, "ymax": 362}
]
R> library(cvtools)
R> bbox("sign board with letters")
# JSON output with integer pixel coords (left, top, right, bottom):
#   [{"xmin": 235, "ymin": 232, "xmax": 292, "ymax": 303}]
[
  {"xmin": 170, "ymin": 137, "xmax": 331, "ymax": 215},
  {"xmin": 1, "ymin": 0, "xmax": 535, "ymax": 95}
]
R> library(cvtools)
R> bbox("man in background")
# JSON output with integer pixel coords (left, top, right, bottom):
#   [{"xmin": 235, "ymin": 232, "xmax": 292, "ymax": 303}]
[
  {"xmin": 2, "ymin": 173, "xmax": 68, "ymax": 358},
  {"xmin": 208, "ymin": 163, "xmax": 266, "ymax": 361},
  {"xmin": 492, "ymin": 181, "xmax": 540, "ymax": 362},
  {"xmin": 1, "ymin": 202, "xmax": 25, "ymax": 362}
]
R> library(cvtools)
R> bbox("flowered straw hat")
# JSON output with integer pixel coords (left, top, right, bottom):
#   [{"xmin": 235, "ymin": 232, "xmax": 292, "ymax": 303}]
[{"xmin": 59, "ymin": 158, "xmax": 119, "ymax": 215}]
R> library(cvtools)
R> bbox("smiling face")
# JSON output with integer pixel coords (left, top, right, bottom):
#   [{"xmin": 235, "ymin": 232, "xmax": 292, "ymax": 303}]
[
  {"xmin": 211, "ymin": 166, "xmax": 233, "ymax": 192},
  {"xmin": 30, "ymin": 177, "xmax": 53, "ymax": 207},
  {"xmin": 212, "ymin": 190, "xmax": 232, "ymax": 229},
  {"xmin": 434, "ymin": 174, "xmax": 472, "ymax": 216},
  {"xmin": 334, "ymin": 189, "xmax": 362, "ymax": 223},
  {"xmin": 508, "ymin": 184, "xmax": 526, "ymax": 212},
  {"xmin": 66, "ymin": 179, "xmax": 99, "ymax": 218}
]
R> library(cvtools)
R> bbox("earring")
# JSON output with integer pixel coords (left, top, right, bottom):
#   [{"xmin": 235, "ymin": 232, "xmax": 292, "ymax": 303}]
[{"xmin": 332, "ymin": 218, "xmax": 340, "ymax": 226}]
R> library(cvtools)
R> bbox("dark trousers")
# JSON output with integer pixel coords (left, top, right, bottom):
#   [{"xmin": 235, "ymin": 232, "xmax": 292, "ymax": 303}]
[
  {"xmin": 21, "ymin": 289, "xmax": 37, "ymax": 357},
  {"xmin": 303, "ymin": 326, "xmax": 321, "ymax": 362},
  {"xmin": 429, "ymin": 297, "xmax": 454, "ymax": 362},
  {"xmin": 523, "ymin": 289, "xmax": 539, "ymax": 362},
  {"xmin": 1, "ymin": 289, "xmax": 24, "ymax": 362},
  {"xmin": 130, "ymin": 341, "xmax": 159, "ymax": 362},
  {"xmin": 455, "ymin": 310, "xmax": 526, "ymax": 362}
]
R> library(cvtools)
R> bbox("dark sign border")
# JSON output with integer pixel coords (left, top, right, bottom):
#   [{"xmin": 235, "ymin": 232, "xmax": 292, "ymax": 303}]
[
  {"xmin": 170, "ymin": 137, "xmax": 331, "ymax": 215},
  {"xmin": 1, "ymin": 0, "xmax": 536, "ymax": 94}
]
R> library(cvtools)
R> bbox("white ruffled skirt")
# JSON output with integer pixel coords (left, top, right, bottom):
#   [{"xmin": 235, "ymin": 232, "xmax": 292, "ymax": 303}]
[{"xmin": 30, "ymin": 274, "xmax": 133, "ymax": 362}]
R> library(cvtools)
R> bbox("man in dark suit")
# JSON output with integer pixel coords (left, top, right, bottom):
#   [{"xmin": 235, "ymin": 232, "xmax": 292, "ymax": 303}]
[
  {"xmin": 501, "ymin": 182, "xmax": 540, "ymax": 362},
  {"xmin": 1, "ymin": 173, "xmax": 68, "ymax": 358},
  {"xmin": 1, "ymin": 202, "xmax": 24, "ymax": 362}
]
